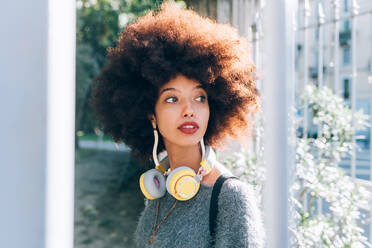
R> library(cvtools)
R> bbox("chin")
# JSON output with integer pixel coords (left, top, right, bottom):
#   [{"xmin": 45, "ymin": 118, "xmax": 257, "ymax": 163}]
[
  {"xmin": 177, "ymin": 138, "xmax": 202, "ymax": 147},
  {"xmin": 166, "ymin": 134, "xmax": 204, "ymax": 148}
]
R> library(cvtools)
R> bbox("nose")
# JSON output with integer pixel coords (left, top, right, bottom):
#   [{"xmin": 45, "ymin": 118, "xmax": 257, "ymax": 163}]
[{"xmin": 182, "ymin": 99, "xmax": 194, "ymax": 118}]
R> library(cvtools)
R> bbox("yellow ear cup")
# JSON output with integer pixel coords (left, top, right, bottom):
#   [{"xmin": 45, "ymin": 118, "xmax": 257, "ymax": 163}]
[
  {"xmin": 139, "ymin": 169, "xmax": 166, "ymax": 200},
  {"xmin": 166, "ymin": 167, "xmax": 200, "ymax": 201},
  {"xmin": 176, "ymin": 176, "xmax": 200, "ymax": 200},
  {"xmin": 139, "ymin": 173, "xmax": 156, "ymax": 200}
]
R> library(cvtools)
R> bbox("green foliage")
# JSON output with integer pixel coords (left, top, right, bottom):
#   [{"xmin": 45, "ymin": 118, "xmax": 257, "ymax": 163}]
[
  {"xmin": 76, "ymin": 0, "xmax": 122, "ymax": 138},
  {"xmin": 127, "ymin": 0, "xmax": 164, "ymax": 16},
  {"xmin": 77, "ymin": 0, "xmax": 121, "ymax": 67},
  {"xmin": 76, "ymin": 43, "xmax": 100, "ymax": 134},
  {"xmin": 75, "ymin": 0, "xmax": 187, "ymax": 143}
]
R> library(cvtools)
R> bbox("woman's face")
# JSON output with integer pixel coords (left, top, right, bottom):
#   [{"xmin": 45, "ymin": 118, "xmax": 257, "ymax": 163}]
[{"xmin": 153, "ymin": 74, "xmax": 210, "ymax": 148}]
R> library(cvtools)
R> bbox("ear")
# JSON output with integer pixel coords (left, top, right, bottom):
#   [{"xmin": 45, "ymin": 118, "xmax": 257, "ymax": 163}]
[
  {"xmin": 148, "ymin": 114, "xmax": 156, "ymax": 122},
  {"xmin": 148, "ymin": 114, "xmax": 157, "ymax": 128}
]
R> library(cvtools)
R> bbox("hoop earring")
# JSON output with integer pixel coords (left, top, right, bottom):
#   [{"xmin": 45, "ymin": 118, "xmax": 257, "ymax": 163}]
[
  {"xmin": 200, "ymin": 137, "xmax": 206, "ymax": 159},
  {"xmin": 138, "ymin": 121, "xmax": 167, "ymax": 200},
  {"xmin": 151, "ymin": 121, "xmax": 160, "ymax": 166}
]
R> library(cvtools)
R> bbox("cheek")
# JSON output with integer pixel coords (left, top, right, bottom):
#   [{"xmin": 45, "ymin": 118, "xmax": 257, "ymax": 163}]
[
  {"xmin": 200, "ymin": 105, "xmax": 210, "ymax": 129},
  {"xmin": 204, "ymin": 102, "xmax": 210, "ymax": 118},
  {"xmin": 205, "ymin": 110, "xmax": 210, "ymax": 126},
  {"xmin": 155, "ymin": 106, "xmax": 177, "ymax": 131}
]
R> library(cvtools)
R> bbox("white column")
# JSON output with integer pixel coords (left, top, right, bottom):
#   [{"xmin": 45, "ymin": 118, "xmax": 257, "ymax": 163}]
[
  {"xmin": 262, "ymin": 0, "xmax": 296, "ymax": 247},
  {"xmin": 253, "ymin": 0, "xmax": 264, "ymax": 92},
  {"xmin": 302, "ymin": 0, "xmax": 311, "ymax": 213},
  {"xmin": 316, "ymin": 0, "xmax": 325, "ymax": 215},
  {"xmin": 369, "ymin": 11, "xmax": 372, "ymax": 244},
  {"xmin": 332, "ymin": 0, "xmax": 341, "ymax": 95},
  {"xmin": 0, "ymin": 0, "xmax": 75, "ymax": 248},
  {"xmin": 317, "ymin": 0, "xmax": 325, "ymax": 88},
  {"xmin": 45, "ymin": 0, "xmax": 76, "ymax": 248},
  {"xmin": 350, "ymin": 0, "xmax": 359, "ymax": 180},
  {"xmin": 217, "ymin": 0, "xmax": 231, "ymax": 24},
  {"xmin": 232, "ymin": 0, "xmax": 239, "ymax": 28}
]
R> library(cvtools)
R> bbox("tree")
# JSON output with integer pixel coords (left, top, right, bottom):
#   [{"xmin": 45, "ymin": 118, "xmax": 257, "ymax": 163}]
[
  {"xmin": 76, "ymin": 0, "xmax": 122, "ymax": 148},
  {"xmin": 75, "ymin": 0, "xmax": 186, "ymax": 148}
]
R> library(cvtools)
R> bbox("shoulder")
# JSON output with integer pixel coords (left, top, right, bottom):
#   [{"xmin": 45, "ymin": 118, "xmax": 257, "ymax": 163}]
[
  {"xmin": 211, "ymin": 161, "xmax": 258, "ymax": 209},
  {"xmin": 201, "ymin": 161, "xmax": 233, "ymax": 186},
  {"xmin": 218, "ymin": 178, "xmax": 258, "ymax": 209},
  {"xmin": 216, "ymin": 178, "xmax": 266, "ymax": 247}
]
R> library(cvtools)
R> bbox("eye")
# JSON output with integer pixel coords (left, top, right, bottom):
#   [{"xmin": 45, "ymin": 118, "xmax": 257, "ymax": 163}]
[
  {"xmin": 195, "ymin": 95, "xmax": 206, "ymax": 102},
  {"xmin": 165, "ymin": 96, "xmax": 178, "ymax": 103}
]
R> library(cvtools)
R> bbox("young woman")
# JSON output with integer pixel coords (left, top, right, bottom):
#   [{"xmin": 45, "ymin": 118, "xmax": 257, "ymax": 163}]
[{"xmin": 91, "ymin": 2, "xmax": 265, "ymax": 247}]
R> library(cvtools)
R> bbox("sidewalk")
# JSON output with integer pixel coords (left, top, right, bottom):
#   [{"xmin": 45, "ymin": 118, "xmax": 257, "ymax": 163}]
[
  {"xmin": 74, "ymin": 149, "xmax": 144, "ymax": 248},
  {"xmin": 78, "ymin": 140, "xmax": 130, "ymax": 151}
]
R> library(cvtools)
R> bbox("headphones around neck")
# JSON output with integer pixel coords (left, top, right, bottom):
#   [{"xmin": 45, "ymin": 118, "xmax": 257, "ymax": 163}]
[{"xmin": 139, "ymin": 121, "xmax": 216, "ymax": 201}]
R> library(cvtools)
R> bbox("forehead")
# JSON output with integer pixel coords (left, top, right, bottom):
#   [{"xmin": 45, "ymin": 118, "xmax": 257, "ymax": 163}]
[{"xmin": 159, "ymin": 74, "xmax": 203, "ymax": 92}]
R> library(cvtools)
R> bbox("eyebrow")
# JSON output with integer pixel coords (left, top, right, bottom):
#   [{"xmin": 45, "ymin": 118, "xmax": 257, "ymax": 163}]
[{"xmin": 159, "ymin": 85, "xmax": 204, "ymax": 96}]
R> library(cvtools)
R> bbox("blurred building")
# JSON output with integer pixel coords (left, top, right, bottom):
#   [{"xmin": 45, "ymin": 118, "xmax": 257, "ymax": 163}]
[{"xmin": 295, "ymin": 0, "xmax": 372, "ymax": 144}]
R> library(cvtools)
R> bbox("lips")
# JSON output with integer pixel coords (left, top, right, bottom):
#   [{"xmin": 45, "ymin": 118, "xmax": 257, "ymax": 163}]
[{"xmin": 178, "ymin": 121, "xmax": 199, "ymax": 134}]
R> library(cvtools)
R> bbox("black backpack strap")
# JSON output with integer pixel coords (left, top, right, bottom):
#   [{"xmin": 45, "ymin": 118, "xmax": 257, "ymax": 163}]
[{"xmin": 209, "ymin": 174, "xmax": 239, "ymax": 246}]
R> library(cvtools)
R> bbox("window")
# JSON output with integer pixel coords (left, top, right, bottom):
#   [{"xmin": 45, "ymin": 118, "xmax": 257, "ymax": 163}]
[
  {"xmin": 343, "ymin": 0, "xmax": 349, "ymax": 12},
  {"xmin": 342, "ymin": 78, "xmax": 351, "ymax": 100},
  {"xmin": 342, "ymin": 20, "xmax": 350, "ymax": 31},
  {"xmin": 342, "ymin": 46, "xmax": 351, "ymax": 65}
]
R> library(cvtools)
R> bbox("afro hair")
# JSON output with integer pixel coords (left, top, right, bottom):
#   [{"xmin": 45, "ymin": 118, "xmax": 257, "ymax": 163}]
[{"xmin": 91, "ymin": 1, "xmax": 260, "ymax": 162}]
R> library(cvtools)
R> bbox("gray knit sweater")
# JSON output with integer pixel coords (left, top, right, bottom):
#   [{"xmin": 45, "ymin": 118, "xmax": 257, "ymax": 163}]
[{"xmin": 134, "ymin": 170, "xmax": 265, "ymax": 248}]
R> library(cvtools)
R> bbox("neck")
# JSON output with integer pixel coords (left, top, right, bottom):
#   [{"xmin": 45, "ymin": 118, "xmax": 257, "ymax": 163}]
[{"xmin": 164, "ymin": 142, "xmax": 202, "ymax": 173}]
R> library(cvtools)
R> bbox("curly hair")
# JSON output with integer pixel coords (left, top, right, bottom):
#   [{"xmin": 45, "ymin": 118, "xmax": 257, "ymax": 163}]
[{"xmin": 91, "ymin": 1, "xmax": 260, "ymax": 162}]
